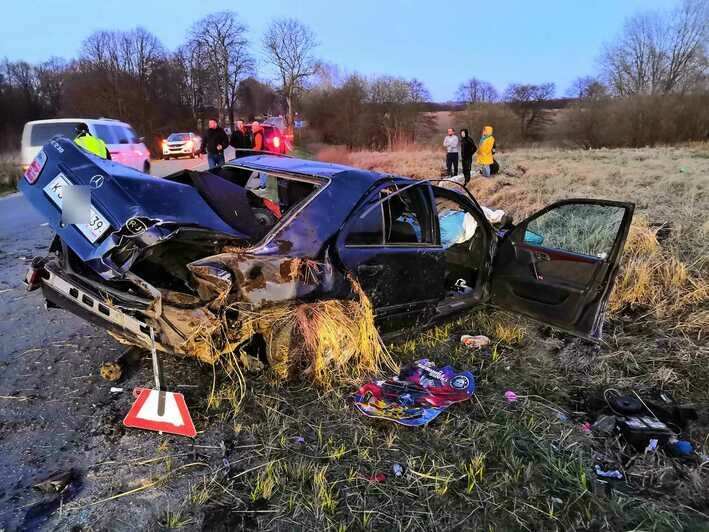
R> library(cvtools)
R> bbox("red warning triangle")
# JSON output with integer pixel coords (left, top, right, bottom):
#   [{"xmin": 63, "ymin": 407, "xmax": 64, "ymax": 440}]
[{"xmin": 123, "ymin": 387, "xmax": 197, "ymax": 438}]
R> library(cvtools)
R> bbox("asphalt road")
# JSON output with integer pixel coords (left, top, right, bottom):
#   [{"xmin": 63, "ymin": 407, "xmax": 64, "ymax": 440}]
[{"xmin": 0, "ymin": 154, "xmax": 221, "ymax": 530}]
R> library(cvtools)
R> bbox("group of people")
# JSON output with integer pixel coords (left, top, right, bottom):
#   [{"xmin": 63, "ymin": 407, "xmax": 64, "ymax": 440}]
[
  {"xmin": 200, "ymin": 118, "xmax": 267, "ymax": 168},
  {"xmin": 443, "ymin": 125, "xmax": 496, "ymax": 183}
]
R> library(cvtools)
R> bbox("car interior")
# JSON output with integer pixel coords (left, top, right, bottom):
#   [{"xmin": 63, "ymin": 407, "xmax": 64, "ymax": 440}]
[
  {"xmin": 432, "ymin": 187, "xmax": 487, "ymax": 298},
  {"xmin": 165, "ymin": 166, "xmax": 320, "ymax": 240}
]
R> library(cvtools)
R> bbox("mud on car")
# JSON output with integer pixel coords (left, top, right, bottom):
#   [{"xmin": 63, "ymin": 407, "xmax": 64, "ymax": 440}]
[{"xmin": 20, "ymin": 137, "xmax": 634, "ymax": 368}]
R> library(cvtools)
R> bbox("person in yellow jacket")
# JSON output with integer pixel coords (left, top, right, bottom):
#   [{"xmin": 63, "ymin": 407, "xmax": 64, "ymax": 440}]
[
  {"xmin": 475, "ymin": 125, "xmax": 494, "ymax": 177},
  {"xmin": 74, "ymin": 123, "xmax": 111, "ymax": 160}
]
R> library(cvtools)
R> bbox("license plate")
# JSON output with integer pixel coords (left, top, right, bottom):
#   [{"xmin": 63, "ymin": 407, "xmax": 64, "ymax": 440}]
[{"xmin": 43, "ymin": 173, "xmax": 111, "ymax": 243}]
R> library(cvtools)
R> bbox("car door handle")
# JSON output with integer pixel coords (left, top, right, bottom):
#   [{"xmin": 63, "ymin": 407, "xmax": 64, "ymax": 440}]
[
  {"xmin": 357, "ymin": 264, "xmax": 384, "ymax": 276},
  {"xmin": 534, "ymin": 251, "xmax": 551, "ymax": 262}
]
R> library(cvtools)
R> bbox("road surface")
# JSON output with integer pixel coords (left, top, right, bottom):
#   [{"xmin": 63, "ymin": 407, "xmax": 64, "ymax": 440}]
[{"xmin": 0, "ymin": 154, "xmax": 223, "ymax": 530}]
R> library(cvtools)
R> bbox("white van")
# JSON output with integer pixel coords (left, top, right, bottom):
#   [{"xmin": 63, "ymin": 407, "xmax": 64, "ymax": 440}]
[{"xmin": 21, "ymin": 118, "xmax": 152, "ymax": 174}]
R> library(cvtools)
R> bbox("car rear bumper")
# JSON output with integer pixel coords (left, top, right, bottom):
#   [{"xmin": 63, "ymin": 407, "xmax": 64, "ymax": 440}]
[{"xmin": 31, "ymin": 259, "xmax": 161, "ymax": 352}]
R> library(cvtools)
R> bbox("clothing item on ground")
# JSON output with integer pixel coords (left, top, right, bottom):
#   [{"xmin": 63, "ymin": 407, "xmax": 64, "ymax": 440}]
[{"xmin": 353, "ymin": 359, "xmax": 475, "ymax": 426}]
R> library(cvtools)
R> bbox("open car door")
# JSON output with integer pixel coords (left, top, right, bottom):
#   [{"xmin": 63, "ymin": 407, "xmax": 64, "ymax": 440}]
[{"xmin": 490, "ymin": 199, "xmax": 634, "ymax": 339}]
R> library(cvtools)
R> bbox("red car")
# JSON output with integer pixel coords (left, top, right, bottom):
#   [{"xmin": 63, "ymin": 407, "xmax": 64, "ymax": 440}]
[{"xmin": 244, "ymin": 124, "xmax": 288, "ymax": 155}]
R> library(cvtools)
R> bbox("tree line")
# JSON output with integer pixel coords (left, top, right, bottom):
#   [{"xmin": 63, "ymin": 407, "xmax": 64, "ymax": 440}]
[
  {"xmin": 455, "ymin": 0, "xmax": 708, "ymax": 148},
  {"xmin": 0, "ymin": 11, "xmax": 315, "ymax": 153},
  {"xmin": 1, "ymin": 0, "xmax": 706, "ymax": 154}
]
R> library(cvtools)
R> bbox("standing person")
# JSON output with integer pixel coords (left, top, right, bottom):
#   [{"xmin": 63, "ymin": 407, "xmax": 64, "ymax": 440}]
[
  {"xmin": 251, "ymin": 121, "xmax": 268, "ymax": 189},
  {"xmin": 200, "ymin": 119, "xmax": 229, "ymax": 169},
  {"xmin": 74, "ymin": 123, "xmax": 111, "ymax": 160},
  {"xmin": 443, "ymin": 128, "xmax": 459, "ymax": 177},
  {"xmin": 476, "ymin": 125, "xmax": 495, "ymax": 177},
  {"xmin": 459, "ymin": 128, "xmax": 476, "ymax": 185},
  {"xmin": 230, "ymin": 119, "xmax": 251, "ymax": 151},
  {"xmin": 251, "ymin": 121, "xmax": 265, "ymax": 151}
]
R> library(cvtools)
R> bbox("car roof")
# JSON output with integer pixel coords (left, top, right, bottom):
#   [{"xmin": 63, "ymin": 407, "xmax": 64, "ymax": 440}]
[
  {"xmin": 25, "ymin": 118, "xmax": 132, "ymax": 128},
  {"xmin": 228, "ymin": 154, "xmax": 392, "ymax": 187}
]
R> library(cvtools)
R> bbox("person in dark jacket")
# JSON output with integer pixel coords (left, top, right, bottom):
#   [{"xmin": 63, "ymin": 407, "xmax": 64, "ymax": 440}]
[
  {"xmin": 459, "ymin": 128, "xmax": 476, "ymax": 184},
  {"xmin": 230, "ymin": 119, "xmax": 251, "ymax": 151},
  {"xmin": 200, "ymin": 119, "xmax": 229, "ymax": 168}
]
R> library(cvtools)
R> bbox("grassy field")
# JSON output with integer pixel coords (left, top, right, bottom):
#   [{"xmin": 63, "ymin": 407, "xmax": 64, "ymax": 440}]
[{"xmin": 30, "ymin": 144, "xmax": 709, "ymax": 530}]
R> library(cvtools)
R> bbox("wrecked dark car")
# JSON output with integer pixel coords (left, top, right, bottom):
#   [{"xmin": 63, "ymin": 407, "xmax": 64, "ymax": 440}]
[{"xmin": 19, "ymin": 137, "xmax": 634, "ymax": 371}]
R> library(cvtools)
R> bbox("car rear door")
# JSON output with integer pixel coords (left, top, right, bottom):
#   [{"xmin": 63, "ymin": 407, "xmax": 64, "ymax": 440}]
[
  {"xmin": 490, "ymin": 199, "xmax": 634, "ymax": 339},
  {"xmin": 336, "ymin": 180, "xmax": 445, "ymax": 332}
]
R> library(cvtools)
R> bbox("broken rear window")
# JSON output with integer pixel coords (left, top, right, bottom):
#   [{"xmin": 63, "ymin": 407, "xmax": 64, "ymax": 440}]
[{"xmin": 190, "ymin": 165, "xmax": 321, "ymax": 240}]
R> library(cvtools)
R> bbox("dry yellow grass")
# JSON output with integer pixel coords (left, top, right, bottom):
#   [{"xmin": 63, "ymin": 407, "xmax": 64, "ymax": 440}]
[
  {"xmin": 609, "ymin": 217, "xmax": 709, "ymax": 332},
  {"xmin": 317, "ymin": 143, "xmax": 709, "ymax": 334}
]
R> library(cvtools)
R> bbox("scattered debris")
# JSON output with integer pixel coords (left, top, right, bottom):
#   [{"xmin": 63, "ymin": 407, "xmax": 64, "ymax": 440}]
[
  {"xmin": 667, "ymin": 438, "xmax": 694, "ymax": 457},
  {"xmin": 33, "ymin": 470, "xmax": 74, "ymax": 494},
  {"xmin": 594, "ymin": 465, "xmax": 624, "ymax": 480},
  {"xmin": 592, "ymin": 415, "xmax": 617, "ymax": 435},
  {"xmin": 110, "ymin": 387, "xmax": 124, "ymax": 393},
  {"xmin": 366, "ymin": 473, "xmax": 386, "ymax": 483},
  {"xmin": 580, "ymin": 422, "xmax": 592, "ymax": 433},
  {"xmin": 24, "ymin": 470, "xmax": 82, "ymax": 530},
  {"xmin": 644, "ymin": 438, "xmax": 659, "ymax": 454},
  {"xmin": 99, "ymin": 361, "xmax": 123, "ymax": 382},
  {"xmin": 460, "ymin": 335, "xmax": 490, "ymax": 349},
  {"xmin": 504, "ymin": 390, "xmax": 518, "ymax": 403},
  {"xmin": 392, "ymin": 463, "xmax": 404, "ymax": 477},
  {"xmin": 354, "ymin": 359, "xmax": 475, "ymax": 426},
  {"xmin": 293, "ymin": 436, "xmax": 305, "ymax": 445}
]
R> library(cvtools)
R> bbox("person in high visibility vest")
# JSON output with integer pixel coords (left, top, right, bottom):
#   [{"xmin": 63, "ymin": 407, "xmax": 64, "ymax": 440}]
[{"xmin": 74, "ymin": 123, "xmax": 111, "ymax": 160}]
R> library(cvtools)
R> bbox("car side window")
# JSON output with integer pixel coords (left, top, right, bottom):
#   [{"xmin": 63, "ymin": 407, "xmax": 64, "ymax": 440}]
[
  {"xmin": 345, "ymin": 185, "xmax": 434, "ymax": 246},
  {"xmin": 94, "ymin": 124, "xmax": 117, "ymax": 144},
  {"xmin": 433, "ymin": 189, "xmax": 480, "ymax": 249},
  {"xmin": 382, "ymin": 186, "xmax": 434, "ymax": 245},
  {"xmin": 345, "ymin": 198, "xmax": 384, "ymax": 245},
  {"xmin": 112, "ymin": 126, "xmax": 130, "ymax": 144},
  {"xmin": 124, "ymin": 127, "xmax": 139, "ymax": 143},
  {"xmin": 523, "ymin": 203, "xmax": 625, "ymax": 258}
]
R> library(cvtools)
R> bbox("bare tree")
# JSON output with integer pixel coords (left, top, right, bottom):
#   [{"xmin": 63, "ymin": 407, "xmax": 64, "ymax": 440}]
[
  {"xmin": 369, "ymin": 76, "xmax": 431, "ymax": 149},
  {"xmin": 503, "ymin": 83, "xmax": 555, "ymax": 140},
  {"xmin": 601, "ymin": 0, "xmax": 708, "ymax": 95},
  {"xmin": 188, "ymin": 11, "xmax": 254, "ymax": 127},
  {"xmin": 455, "ymin": 77, "xmax": 498, "ymax": 104},
  {"xmin": 263, "ymin": 18, "xmax": 318, "ymax": 133},
  {"xmin": 567, "ymin": 76, "xmax": 608, "ymax": 100}
]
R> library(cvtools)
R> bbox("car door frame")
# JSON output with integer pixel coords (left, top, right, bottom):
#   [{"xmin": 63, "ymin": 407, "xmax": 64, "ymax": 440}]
[
  {"xmin": 334, "ymin": 178, "xmax": 446, "ymax": 328},
  {"xmin": 489, "ymin": 198, "xmax": 634, "ymax": 340}
]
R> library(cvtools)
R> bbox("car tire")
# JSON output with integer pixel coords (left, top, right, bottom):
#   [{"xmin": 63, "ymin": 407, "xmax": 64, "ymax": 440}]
[{"xmin": 143, "ymin": 161, "xmax": 151, "ymax": 175}]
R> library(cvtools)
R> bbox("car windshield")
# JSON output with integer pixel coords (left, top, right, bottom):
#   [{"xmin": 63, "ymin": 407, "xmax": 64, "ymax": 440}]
[
  {"xmin": 29, "ymin": 122, "xmax": 83, "ymax": 146},
  {"xmin": 168, "ymin": 133, "xmax": 190, "ymax": 141}
]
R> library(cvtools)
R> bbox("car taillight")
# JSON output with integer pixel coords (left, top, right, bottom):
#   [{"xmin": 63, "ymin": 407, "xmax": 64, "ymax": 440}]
[
  {"xmin": 272, "ymin": 136, "xmax": 281, "ymax": 149},
  {"xmin": 24, "ymin": 150, "xmax": 48, "ymax": 184}
]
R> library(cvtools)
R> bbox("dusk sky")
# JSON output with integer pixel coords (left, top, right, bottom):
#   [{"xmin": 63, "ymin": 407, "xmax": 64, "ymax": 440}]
[{"xmin": 1, "ymin": 0, "xmax": 677, "ymax": 101}]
